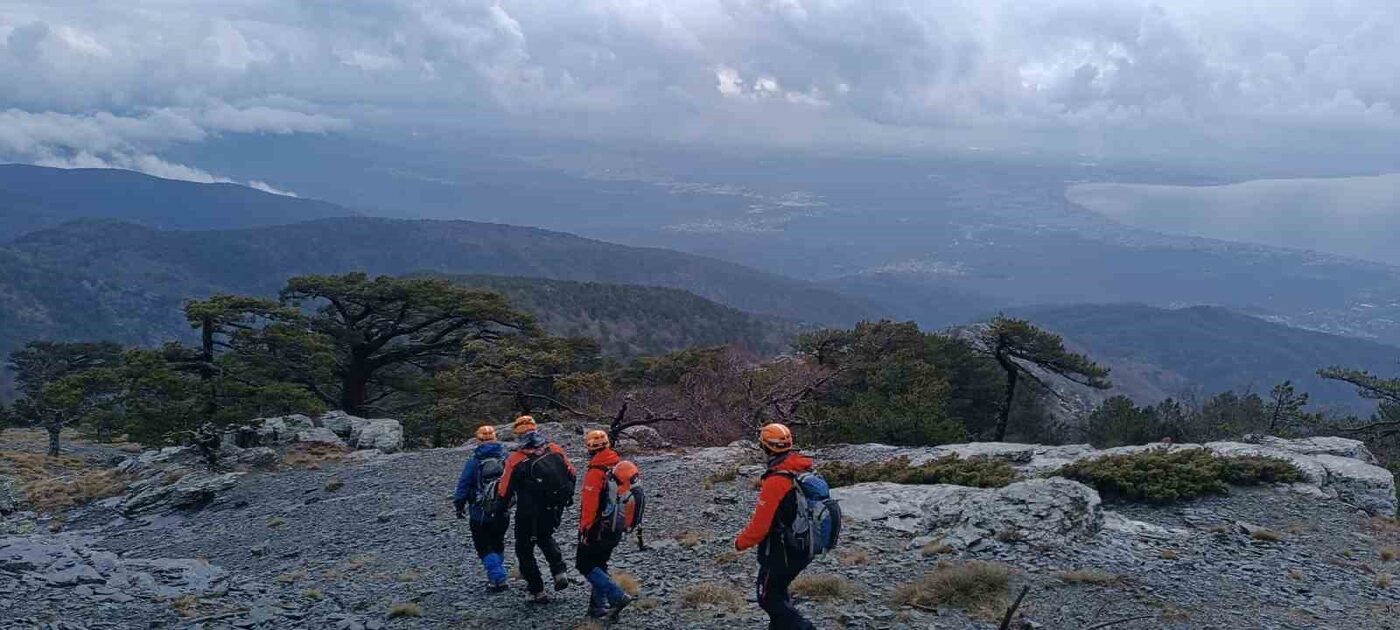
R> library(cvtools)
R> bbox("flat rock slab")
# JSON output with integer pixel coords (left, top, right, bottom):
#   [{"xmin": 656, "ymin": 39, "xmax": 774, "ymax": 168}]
[{"xmin": 833, "ymin": 477, "xmax": 1103, "ymax": 549}]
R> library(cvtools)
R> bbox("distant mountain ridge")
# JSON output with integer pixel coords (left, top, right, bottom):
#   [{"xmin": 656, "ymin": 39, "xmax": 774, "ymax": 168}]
[
  {"xmin": 1009, "ymin": 303, "xmax": 1400, "ymax": 410},
  {"xmin": 0, "ymin": 164, "xmax": 355, "ymax": 240}
]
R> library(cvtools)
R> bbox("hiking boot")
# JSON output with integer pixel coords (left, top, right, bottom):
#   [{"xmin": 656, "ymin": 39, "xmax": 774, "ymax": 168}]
[
  {"xmin": 607, "ymin": 594, "xmax": 633, "ymax": 620},
  {"xmin": 486, "ymin": 580, "xmax": 509, "ymax": 593},
  {"xmin": 552, "ymin": 571, "xmax": 570, "ymax": 591},
  {"xmin": 525, "ymin": 591, "xmax": 550, "ymax": 604},
  {"xmin": 586, "ymin": 608, "xmax": 609, "ymax": 619}
]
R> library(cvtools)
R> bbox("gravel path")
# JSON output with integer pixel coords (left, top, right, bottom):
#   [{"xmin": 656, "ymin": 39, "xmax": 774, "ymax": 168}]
[{"xmin": 4, "ymin": 436, "xmax": 1398, "ymax": 629}]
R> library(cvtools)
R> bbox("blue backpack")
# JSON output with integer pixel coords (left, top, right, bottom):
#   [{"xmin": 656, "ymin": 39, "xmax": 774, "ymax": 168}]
[{"xmin": 775, "ymin": 471, "xmax": 842, "ymax": 560}]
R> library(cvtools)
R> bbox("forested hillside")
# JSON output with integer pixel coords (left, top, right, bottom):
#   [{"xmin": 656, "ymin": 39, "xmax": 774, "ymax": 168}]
[
  {"xmin": 0, "ymin": 165, "xmax": 354, "ymax": 239},
  {"xmin": 0, "ymin": 223, "xmax": 834, "ymax": 394},
  {"xmin": 1013, "ymin": 303, "xmax": 1400, "ymax": 409},
  {"xmin": 439, "ymin": 274, "xmax": 799, "ymax": 357}
]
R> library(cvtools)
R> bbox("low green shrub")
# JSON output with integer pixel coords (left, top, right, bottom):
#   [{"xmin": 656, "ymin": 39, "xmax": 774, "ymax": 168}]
[
  {"xmin": 1055, "ymin": 449, "xmax": 1302, "ymax": 504},
  {"xmin": 821, "ymin": 455, "xmax": 1016, "ymax": 489}
]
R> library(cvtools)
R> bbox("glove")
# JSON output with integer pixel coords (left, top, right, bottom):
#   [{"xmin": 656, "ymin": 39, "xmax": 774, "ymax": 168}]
[{"xmin": 453, "ymin": 498, "xmax": 466, "ymax": 519}]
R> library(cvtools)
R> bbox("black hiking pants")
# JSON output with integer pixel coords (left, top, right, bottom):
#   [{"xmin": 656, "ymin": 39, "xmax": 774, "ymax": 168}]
[
  {"xmin": 469, "ymin": 515, "xmax": 509, "ymax": 559},
  {"xmin": 574, "ymin": 536, "xmax": 618, "ymax": 575},
  {"xmin": 514, "ymin": 503, "xmax": 566, "ymax": 594},
  {"xmin": 756, "ymin": 558, "xmax": 814, "ymax": 630}
]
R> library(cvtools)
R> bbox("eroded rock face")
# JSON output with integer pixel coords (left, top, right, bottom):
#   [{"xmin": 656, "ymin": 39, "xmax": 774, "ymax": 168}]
[
  {"xmin": 833, "ymin": 478, "xmax": 1103, "ymax": 549},
  {"xmin": 1250, "ymin": 435, "xmax": 1379, "ymax": 465},
  {"xmin": 296, "ymin": 427, "xmax": 347, "ymax": 448},
  {"xmin": 115, "ymin": 471, "xmax": 243, "ymax": 516},
  {"xmin": 1311, "ymin": 454, "xmax": 1397, "ymax": 516}
]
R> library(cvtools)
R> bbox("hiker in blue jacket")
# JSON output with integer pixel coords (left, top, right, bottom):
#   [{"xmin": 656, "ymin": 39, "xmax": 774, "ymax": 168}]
[{"xmin": 454, "ymin": 425, "xmax": 511, "ymax": 591}]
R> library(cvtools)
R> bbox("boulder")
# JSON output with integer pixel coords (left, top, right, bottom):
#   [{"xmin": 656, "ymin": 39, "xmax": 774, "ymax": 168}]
[
  {"xmin": 621, "ymin": 425, "xmax": 671, "ymax": 449},
  {"xmin": 1249, "ymin": 436, "xmax": 1379, "ymax": 465},
  {"xmin": 0, "ymin": 537, "xmax": 226, "ymax": 598},
  {"xmin": 224, "ymin": 415, "xmax": 316, "ymax": 447},
  {"xmin": 349, "ymin": 418, "xmax": 403, "ymax": 453},
  {"xmin": 1311, "ymin": 454, "xmax": 1397, "ymax": 516},
  {"xmin": 296, "ymin": 427, "xmax": 347, "ymax": 448},
  {"xmin": 318, "ymin": 411, "xmax": 357, "ymax": 439},
  {"xmin": 1202, "ymin": 442, "xmax": 1329, "ymax": 484},
  {"xmin": 116, "ymin": 471, "xmax": 243, "ymax": 516},
  {"xmin": 833, "ymin": 478, "xmax": 1103, "ymax": 549}
]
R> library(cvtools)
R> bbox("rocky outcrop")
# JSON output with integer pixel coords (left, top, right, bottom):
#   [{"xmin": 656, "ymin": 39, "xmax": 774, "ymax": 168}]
[
  {"xmin": 348, "ymin": 418, "xmax": 403, "ymax": 453},
  {"xmin": 834, "ymin": 477, "xmax": 1103, "ymax": 550},
  {"xmin": 296, "ymin": 427, "xmax": 347, "ymax": 448},
  {"xmin": 113, "ymin": 471, "xmax": 243, "ymax": 516},
  {"xmin": 0, "ymin": 535, "xmax": 226, "ymax": 599},
  {"xmin": 319, "ymin": 411, "xmax": 404, "ymax": 453},
  {"xmin": 820, "ymin": 435, "xmax": 1396, "ymax": 516}
]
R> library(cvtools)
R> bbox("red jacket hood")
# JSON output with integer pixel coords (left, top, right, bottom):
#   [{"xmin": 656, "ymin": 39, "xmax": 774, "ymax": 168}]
[
  {"xmin": 770, "ymin": 452, "xmax": 813, "ymax": 474},
  {"xmin": 589, "ymin": 448, "xmax": 621, "ymax": 469}
]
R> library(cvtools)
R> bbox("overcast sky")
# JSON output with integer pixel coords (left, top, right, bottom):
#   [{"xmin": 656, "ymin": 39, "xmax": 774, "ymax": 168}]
[{"xmin": 2, "ymin": 0, "xmax": 1398, "ymax": 184}]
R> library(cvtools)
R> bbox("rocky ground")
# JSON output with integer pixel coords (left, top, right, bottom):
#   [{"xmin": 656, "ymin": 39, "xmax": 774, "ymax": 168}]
[{"xmin": 2, "ymin": 422, "xmax": 1398, "ymax": 630}]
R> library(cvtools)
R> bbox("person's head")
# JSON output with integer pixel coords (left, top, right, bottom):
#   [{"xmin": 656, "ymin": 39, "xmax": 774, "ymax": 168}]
[
  {"xmin": 584, "ymin": 430, "xmax": 611, "ymax": 454},
  {"xmin": 512, "ymin": 415, "xmax": 538, "ymax": 436},
  {"xmin": 475, "ymin": 425, "xmax": 497, "ymax": 442},
  {"xmin": 758, "ymin": 423, "xmax": 794, "ymax": 455}
]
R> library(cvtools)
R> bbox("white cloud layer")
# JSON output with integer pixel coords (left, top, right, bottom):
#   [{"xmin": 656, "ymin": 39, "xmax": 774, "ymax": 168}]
[{"xmin": 2, "ymin": 0, "xmax": 1398, "ymax": 176}]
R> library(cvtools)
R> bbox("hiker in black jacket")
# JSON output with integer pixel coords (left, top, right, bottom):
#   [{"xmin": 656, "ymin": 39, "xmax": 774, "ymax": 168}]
[{"xmin": 497, "ymin": 415, "xmax": 576, "ymax": 602}]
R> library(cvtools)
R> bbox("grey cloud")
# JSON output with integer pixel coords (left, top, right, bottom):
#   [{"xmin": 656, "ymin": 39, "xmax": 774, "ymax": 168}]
[{"xmin": 1, "ymin": 0, "xmax": 1398, "ymax": 164}]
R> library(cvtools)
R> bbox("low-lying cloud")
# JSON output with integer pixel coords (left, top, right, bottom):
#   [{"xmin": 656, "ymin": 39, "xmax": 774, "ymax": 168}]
[{"xmin": 2, "ymin": 0, "xmax": 1399, "ymax": 181}]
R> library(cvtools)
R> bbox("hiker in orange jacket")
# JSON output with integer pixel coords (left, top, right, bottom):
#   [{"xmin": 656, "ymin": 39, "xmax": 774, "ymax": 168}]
[
  {"xmin": 497, "ymin": 415, "xmax": 576, "ymax": 602},
  {"xmin": 735, "ymin": 423, "xmax": 817, "ymax": 630},
  {"xmin": 575, "ymin": 430, "xmax": 634, "ymax": 620}
]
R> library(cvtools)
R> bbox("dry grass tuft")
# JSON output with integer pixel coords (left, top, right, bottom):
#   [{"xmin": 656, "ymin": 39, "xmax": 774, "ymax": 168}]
[
  {"xmin": 171, "ymin": 594, "xmax": 200, "ymax": 617},
  {"xmin": 1378, "ymin": 573, "xmax": 1393, "ymax": 589},
  {"xmin": 1381, "ymin": 547, "xmax": 1398, "ymax": 562},
  {"xmin": 275, "ymin": 569, "xmax": 307, "ymax": 584},
  {"xmin": 891, "ymin": 561, "xmax": 1012, "ymax": 620},
  {"xmin": 705, "ymin": 467, "xmax": 739, "ymax": 485},
  {"xmin": 0, "ymin": 441, "xmax": 132, "ymax": 514},
  {"xmin": 633, "ymin": 597, "xmax": 660, "ymax": 611},
  {"xmin": 1159, "ymin": 549, "xmax": 1180, "ymax": 560},
  {"xmin": 573, "ymin": 622, "xmax": 605, "ymax": 630},
  {"xmin": 839, "ymin": 550, "xmax": 872, "ymax": 566},
  {"xmin": 1056, "ymin": 569, "xmax": 1120, "ymax": 585},
  {"xmin": 282, "ymin": 443, "xmax": 348, "ymax": 469},
  {"xmin": 398, "ymin": 569, "xmax": 421, "ymax": 583},
  {"xmin": 1288, "ymin": 569, "xmax": 1305, "ymax": 581},
  {"xmin": 613, "ymin": 571, "xmax": 641, "ymax": 596},
  {"xmin": 675, "ymin": 531, "xmax": 707, "ymax": 549},
  {"xmin": 790, "ymin": 574, "xmax": 857, "ymax": 601},
  {"xmin": 1250, "ymin": 529, "xmax": 1284, "ymax": 543},
  {"xmin": 919, "ymin": 541, "xmax": 953, "ymax": 557},
  {"xmin": 678, "ymin": 582, "xmax": 745, "ymax": 610},
  {"xmin": 388, "ymin": 602, "xmax": 423, "ymax": 618},
  {"xmin": 714, "ymin": 550, "xmax": 743, "ymax": 565},
  {"xmin": 1207, "ymin": 524, "xmax": 1231, "ymax": 534},
  {"xmin": 324, "ymin": 478, "xmax": 344, "ymax": 492},
  {"xmin": 302, "ymin": 588, "xmax": 324, "ymax": 600}
]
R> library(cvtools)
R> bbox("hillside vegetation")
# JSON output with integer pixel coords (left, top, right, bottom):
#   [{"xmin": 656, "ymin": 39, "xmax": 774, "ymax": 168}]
[{"xmin": 441, "ymin": 274, "xmax": 798, "ymax": 358}]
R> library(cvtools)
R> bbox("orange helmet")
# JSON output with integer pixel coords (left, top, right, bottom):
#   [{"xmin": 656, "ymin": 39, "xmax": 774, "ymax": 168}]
[
  {"xmin": 759, "ymin": 423, "xmax": 794, "ymax": 453},
  {"xmin": 585, "ymin": 430, "xmax": 611, "ymax": 452},
  {"xmin": 475, "ymin": 425, "xmax": 497, "ymax": 442},
  {"xmin": 512, "ymin": 415, "xmax": 537, "ymax": 436}
]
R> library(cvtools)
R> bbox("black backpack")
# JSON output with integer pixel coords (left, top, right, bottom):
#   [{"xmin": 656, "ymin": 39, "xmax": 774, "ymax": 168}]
[
  {"xmin": 470, "ymin": 456, "xmax": 507, "ymax": 524},
  {"xmin": 518, "ymin": 446, "xmax": 575, "ymax": 507}
]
